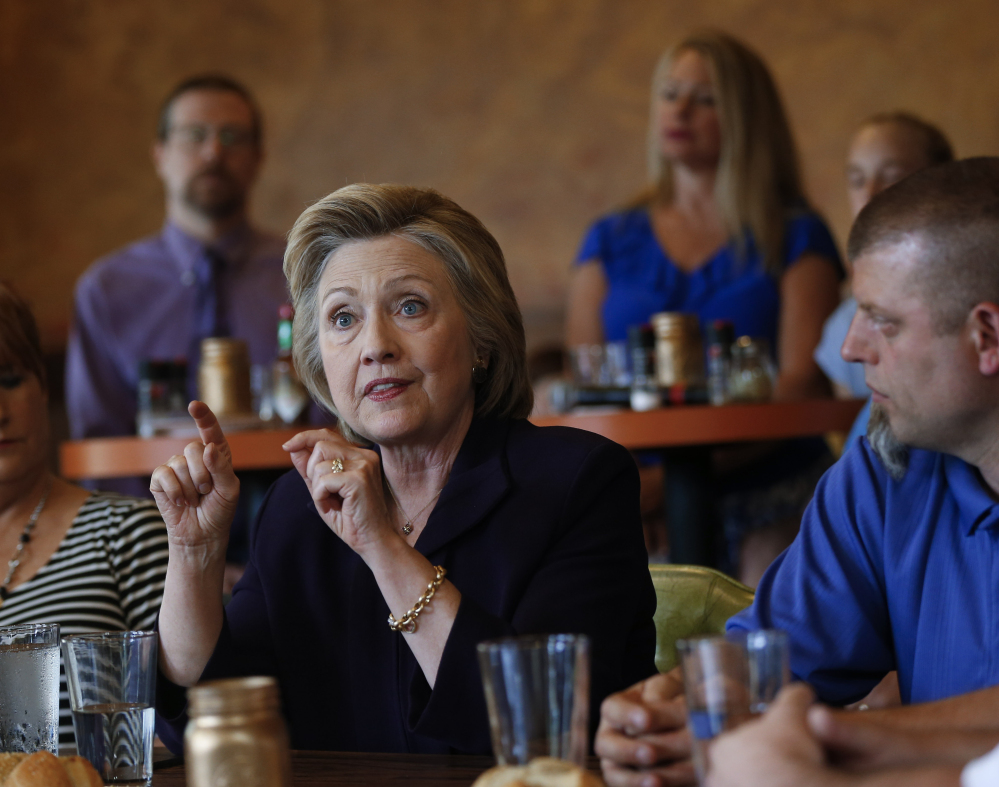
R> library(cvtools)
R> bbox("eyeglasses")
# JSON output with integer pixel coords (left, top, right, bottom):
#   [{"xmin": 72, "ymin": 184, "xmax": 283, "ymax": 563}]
[{"xmin": 168, "ymin": 124, "xmax": 256, "ymax": 151}]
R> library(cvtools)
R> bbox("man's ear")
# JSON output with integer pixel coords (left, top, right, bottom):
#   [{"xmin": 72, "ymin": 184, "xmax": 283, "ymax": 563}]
[{"xmin": 969, "ymin": 302, "xmax": 999, "ymax": 376}]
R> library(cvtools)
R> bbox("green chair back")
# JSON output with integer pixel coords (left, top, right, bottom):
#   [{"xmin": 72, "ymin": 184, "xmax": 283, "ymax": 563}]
[{"xmin": 649, "ymin": 564, "xmax": 755, "ymax": 673}]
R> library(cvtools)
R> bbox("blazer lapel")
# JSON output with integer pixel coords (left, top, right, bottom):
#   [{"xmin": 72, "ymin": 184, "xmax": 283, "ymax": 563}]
[{"xmin": 414, "ymin": 418, "xmax": 511, "ymax": 558}]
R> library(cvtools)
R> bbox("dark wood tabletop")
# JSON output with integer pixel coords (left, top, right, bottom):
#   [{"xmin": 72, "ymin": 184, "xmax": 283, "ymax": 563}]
[
  {"xmin": 153, "ymin": 751, "xmax": 499, "ymax": 786},
  {"xmin": 60, "ymin": 398, "xmax": 865, "ymax": 480}
]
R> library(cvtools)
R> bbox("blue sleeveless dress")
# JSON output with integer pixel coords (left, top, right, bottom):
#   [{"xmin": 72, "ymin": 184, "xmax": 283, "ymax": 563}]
[{"xmin": 575, "ymin": 207, "xmax": 843, "ymax": 350}]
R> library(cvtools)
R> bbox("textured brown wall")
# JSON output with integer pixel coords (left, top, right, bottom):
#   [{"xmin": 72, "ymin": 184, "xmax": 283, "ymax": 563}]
[{"xmin": 1, "ymin": 0, "xmax": 995, "ymax": 352}]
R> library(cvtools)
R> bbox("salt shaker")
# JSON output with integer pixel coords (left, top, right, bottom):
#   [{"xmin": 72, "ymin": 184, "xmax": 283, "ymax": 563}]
[{"xmin": 729, "ymin": 336, "xmax": 776, "ymax": 402}]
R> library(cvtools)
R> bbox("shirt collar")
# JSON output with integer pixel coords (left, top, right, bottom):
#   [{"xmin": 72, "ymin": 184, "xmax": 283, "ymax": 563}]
[
  {"xmin": 211, "ymin": 220, "xmax": 255, "ymax": 266},
  {"xmin": 162, "ymin": 219, "xmax": 256, "ymax": 276},
  {"xmin": 941, "ymin": 452, "xmax": 999, "ymax": 535}
]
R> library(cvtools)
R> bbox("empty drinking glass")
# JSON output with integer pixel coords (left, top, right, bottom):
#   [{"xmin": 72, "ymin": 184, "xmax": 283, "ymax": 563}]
[
  {"xmin": 677, "ymin": 629, "xmax": 789, "ymax": 785},
  {"xmin": 477, "ymin": 633, "xmax": 590, "ymax": 767},
  {"xmin": 568, "ymin": 343, "xmax": 631, "ymax": 388}
]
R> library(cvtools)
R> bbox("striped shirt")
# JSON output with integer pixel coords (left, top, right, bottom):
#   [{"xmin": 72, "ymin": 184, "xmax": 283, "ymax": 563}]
[{"xmin": 0, "ymin": 493, "xmax": 169, "ymax": 749}]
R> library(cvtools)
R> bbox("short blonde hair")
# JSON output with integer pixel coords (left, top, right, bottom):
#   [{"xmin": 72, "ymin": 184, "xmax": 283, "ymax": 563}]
[
  {"xmin": 283, "ymin": 184, "xmax": 533, "ymax": 443},
  {"xmin": 647, "ymin": 30, "xmax": 806, "ymax": 275}
]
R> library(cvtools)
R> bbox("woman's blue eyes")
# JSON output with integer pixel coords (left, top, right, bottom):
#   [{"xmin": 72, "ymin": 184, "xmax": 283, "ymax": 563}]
[{"xmin": 330, "ymin": 301, "xmax": 425, "ymax": 329}]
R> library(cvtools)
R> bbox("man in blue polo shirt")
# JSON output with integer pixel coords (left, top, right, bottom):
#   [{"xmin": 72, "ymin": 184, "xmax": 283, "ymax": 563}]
[{"xmin": 596, "ymin": 158, "xmax": 999, "ymax": 787}]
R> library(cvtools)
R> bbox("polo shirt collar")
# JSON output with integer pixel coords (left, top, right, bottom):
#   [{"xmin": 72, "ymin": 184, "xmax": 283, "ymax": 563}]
[{"xmin": 942, "ymin": 453, "xmax": 999, "ymax": 535}]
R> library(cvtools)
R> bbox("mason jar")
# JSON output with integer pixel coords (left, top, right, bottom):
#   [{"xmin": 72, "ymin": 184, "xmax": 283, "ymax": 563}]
[
  {"xmin": 197, "ymin": 338, "xmax": 253, "ymax": 416},
  {"xmin": 185, "ymin": 676, "xmax": 292, "ymax": 787},
  {"xmin": 651, "ymin": 312, "xmax": 705, "ymax": 388}
]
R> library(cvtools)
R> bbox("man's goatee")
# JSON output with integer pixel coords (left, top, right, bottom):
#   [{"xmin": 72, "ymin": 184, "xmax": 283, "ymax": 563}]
[{"xmin": 867, "ymin": 403, "xmax": 909, "ymax": 480}]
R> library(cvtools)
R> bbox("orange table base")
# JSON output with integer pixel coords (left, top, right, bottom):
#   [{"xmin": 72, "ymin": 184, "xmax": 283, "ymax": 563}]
[{"xmin": 60, "ymin": 400, "xmax": 865, "ymax": 481}]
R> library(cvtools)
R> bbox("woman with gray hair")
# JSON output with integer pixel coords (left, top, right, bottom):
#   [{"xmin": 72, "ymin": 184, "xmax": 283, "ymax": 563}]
[{"xmin": 152, "ymin": 184, "xmax": 656, "ymax": 754}]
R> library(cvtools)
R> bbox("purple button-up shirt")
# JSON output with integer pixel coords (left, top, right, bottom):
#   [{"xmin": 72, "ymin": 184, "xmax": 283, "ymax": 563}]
[{"xmin": 66, "ymin": 220, "xmax": 288, "ymax": 446}]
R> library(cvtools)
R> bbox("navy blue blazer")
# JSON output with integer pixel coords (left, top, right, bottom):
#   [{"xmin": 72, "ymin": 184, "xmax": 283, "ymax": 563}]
[{"xmin": 157, "ymin": 416, "xmax": 656, "ymax": 754}]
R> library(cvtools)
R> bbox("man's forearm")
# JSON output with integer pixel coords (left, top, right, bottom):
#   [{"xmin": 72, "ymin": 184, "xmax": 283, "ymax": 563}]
[
  {"xmin": 852, "ymin": 766, "xmax": 961, "ymax": 787},
  {"xmin": 864, "ymin": 685, "xmax": 999, "ymax": 731}
]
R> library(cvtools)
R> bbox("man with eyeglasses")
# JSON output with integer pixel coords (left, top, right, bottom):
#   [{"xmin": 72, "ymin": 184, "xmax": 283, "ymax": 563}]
[{"xmin": 66, "ymin": 74, "xmax": 287, "ymax": 486}]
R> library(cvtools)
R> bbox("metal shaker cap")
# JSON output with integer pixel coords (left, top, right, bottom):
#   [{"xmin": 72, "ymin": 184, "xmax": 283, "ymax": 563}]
[{"xmin": 188, "ymin": 676, "xmax": 280, "ymax": 717}]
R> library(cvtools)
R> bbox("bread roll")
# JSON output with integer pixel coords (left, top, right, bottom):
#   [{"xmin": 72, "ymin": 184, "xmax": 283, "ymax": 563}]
[
  {"xmin": 1, "ymin": 751, "xmax": 103, "ymax": 787},
  {"xmin": 0, "ymin": 754, "xmax": 27, "ymax": 784},
  {"xmin": 471, "ymin": 763, "xmax": 529, "ymax": 787},
  {"xmin": 3, "ymin": 751, "xmax": 72, "ymax": 787},
  {"xmin": 472, "ymin": 757, "xmax": 605, "ymax": 787},
  {"xmin": 60, "ymin": 756, "xmax": 105, "ymax": 787}
]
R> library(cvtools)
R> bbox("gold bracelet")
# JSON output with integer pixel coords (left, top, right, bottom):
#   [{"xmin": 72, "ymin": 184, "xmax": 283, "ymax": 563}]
[{"xmin": 387, "ymin": 565, "xmax": 447, "ymax": 633}]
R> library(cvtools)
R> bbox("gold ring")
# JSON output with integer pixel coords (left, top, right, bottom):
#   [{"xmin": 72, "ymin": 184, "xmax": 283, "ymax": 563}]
[{"xmin": 330, "ymin": 458, "xmax": 344, "ymax": 473}]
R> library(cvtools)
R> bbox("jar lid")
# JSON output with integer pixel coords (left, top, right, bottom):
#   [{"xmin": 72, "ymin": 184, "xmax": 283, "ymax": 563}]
[
  {"xmin": 188, "ymin": 676, "xmax": 280, "ymax": 717},
  {"xmin": 651, "ymin": 312, "xmax": 699, "ymax": 336},
  {"xmin": 200, "ymin": 338, "xmax": 250, "ymax": 361},
  {"xmin": 733, "ymin": 335, "xmax": 771, "ymax": 358}
]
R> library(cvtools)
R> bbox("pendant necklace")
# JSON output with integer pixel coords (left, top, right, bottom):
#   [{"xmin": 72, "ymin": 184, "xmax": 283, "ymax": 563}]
[
  {"xmin": 0, "ymin": 479, "xmax": 53, "ymax": 609},
  {"xmin": 387, "ymin": 483, "xmax": 443, "ymax": 536}
]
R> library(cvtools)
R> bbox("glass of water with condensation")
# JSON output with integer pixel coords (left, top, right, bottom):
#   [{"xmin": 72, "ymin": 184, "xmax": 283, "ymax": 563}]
[
  {"xmin": 0, "ymin": 623, "xmax": 60, "ymax": 754},
  {"xmin": 62, "ymin": 631, "xmax": 157, "ymax": 785}
]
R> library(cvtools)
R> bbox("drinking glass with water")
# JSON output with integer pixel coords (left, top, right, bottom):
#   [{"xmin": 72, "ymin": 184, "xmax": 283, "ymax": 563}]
[
  {"xmin": 62, "ymin": 631, "xmax": 157, "ymax": 785},
  {"xmin": 0, "ymin": 623, "xmax": 60, "ymax": 754},
  {"xmin": 677, "ymin": 629, "xmax": 789, "ymax": 785}
]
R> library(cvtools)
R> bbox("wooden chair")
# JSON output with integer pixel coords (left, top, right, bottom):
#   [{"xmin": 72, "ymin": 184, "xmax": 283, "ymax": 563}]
[{"xmin": 649, "ymin": 564, "xmax": 755, "ymax": 673}]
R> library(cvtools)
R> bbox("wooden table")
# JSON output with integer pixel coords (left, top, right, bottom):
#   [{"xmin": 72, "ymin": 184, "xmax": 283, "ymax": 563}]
[
  {"xmin": 60, "ymin": 400, "xmax": 864, "ymax": 480},
  {"xmin": 60, "ymin": 399, "xmax": 864, "ymax": 568},
  {"xmin": 152, "ymin": 751, "xmax": 569, "ymax": 785},
  {"xmin": 534, "ymin": 398, "xmax": 864, "ymax": 450}
]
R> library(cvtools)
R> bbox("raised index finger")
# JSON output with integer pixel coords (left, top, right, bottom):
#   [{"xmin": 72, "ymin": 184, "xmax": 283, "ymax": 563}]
[{"xmin": 188, "ymin": 400, "xmax": 231, "ymax": 459}]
